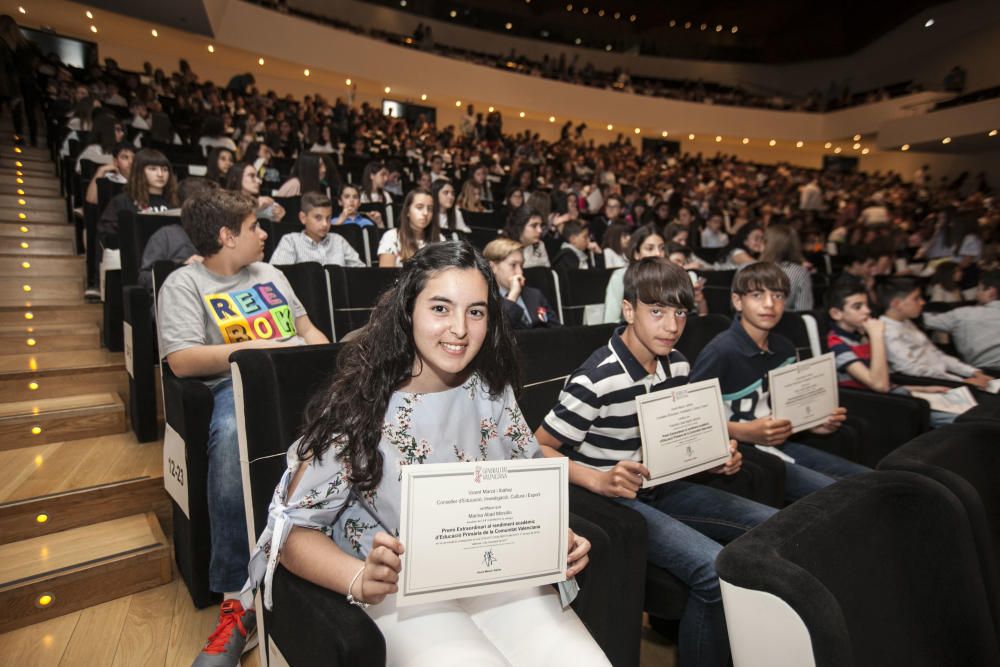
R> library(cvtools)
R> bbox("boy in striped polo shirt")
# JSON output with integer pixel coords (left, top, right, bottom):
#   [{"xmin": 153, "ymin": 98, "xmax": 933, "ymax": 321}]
[
  {"xmin": 536, "ymin": 258, "xmax": 776, "ymax": 667},
  {"xmin": 690, "ymin": 262, "xmax": 869, "ymax": 503}
]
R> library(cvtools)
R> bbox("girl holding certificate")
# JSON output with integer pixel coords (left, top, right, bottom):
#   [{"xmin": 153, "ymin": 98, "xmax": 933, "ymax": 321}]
[{"xmin": 240, "ymin": 242, "xmax": 607, "ymax": 666}]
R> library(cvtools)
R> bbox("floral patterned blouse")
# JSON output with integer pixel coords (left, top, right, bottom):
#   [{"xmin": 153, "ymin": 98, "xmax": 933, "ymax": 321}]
[{"xmin": 244, "ymin": 374, "xmax": 539, "ymax": 609}]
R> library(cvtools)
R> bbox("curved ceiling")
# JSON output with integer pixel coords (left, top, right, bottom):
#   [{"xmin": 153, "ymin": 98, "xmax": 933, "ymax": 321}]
[{"xmin": 368, "ymin": 0, "xmax": 943, "ymax": 63}]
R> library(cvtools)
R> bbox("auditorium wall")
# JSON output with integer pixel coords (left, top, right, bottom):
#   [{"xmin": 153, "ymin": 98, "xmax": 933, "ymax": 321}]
[
  {"xmin": 15, "ymin": 0, "xmax": 1000, "ymax": 180},
  {"xmin": 289, "ymin": 0, "xmax": 1000, "ymax": 97}
]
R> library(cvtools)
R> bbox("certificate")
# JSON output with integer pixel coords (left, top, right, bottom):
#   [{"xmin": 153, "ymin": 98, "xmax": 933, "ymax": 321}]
[
  {"xmin": 636, "ymin": 378, "xmax": 732, "ymax": 488},
  {"xmin": 910, "ymin": 386, "xmax": 977, "ymax": 414},
  {"xmin": 768, "ymin": 353, "xmax": 839, "ymax": 433},
  {"xmin": 397, "ymin": 457, "xmax": 568, "ymax": 607}
]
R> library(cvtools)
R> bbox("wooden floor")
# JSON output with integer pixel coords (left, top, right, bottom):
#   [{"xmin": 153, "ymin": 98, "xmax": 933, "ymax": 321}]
[{"xmin": 0, "ymin": 583, "xmax": 676, "ymax": 667}]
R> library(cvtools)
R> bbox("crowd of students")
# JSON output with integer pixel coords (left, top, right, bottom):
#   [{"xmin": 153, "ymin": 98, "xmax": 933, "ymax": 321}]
[{"xmin": 42, "ymin": 48, "xmax": 1000, "ymax": 667}]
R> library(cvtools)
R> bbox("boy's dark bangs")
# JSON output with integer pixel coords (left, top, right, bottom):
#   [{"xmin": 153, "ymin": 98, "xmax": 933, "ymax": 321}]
[
  {"xmin": 733, "ymin": 264, "xmax": 790, "ymax": 295},
  {"xmin": 635, "ymin": 275, "xmax": 696, "ymax": 312}
]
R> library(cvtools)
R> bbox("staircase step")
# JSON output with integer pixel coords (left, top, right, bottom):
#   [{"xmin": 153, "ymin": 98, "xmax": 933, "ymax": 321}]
[
  {"xmin": 0, "ymin": 172, "xmax": 60, "ymax": 189},
  {"xmin": 0, "ymin": 393, "xmax": 125, "ymax": 450},
  {"xmin": 0, "ymin": 350, "xmax": 127, "ymax": 402},
  {"xmin": 0, "ymin": 145, "xmax": 50, "ymax": 160},
  {"xmin": 0, "ymin": 180, "xmax": 61, "ymax": 195},
  {"xmin": 0, "ymin": 194, "xmax": 64, "ymax": 211},
  {"xmin": 0, "ymin": 254, "xmax": 82, "ymax": 277},
  {"xmin": 0, "ymin": 322, "xmax": 99, "ymax": 354},
  {"xmin": 0, "ymin": 276, "xmax": 82, "ymax": 306},
  {"xmin": 0, "ymin": 512, "xmax": 171, "ymax": 633},
  {"xmin": 0, "ymin": 162, "xmax": 54, "ymax": 177},
  {"xmin": 0, "ymin": 221, "xmax": 76, "ymax": 242},
  {"xmin": 0, "ymin": 432, "xmax": 167, "ymax": 544},
  {"xmin": 0, "ymin": 208, "xmax": 65, "ymax": 224},
  {"xmin": 0, "ymin": 304, "xmax": 101, "ymax": 327},
  {"xmin": 0, "ymin": 237, "xmax": 75, "ymax": 255}
]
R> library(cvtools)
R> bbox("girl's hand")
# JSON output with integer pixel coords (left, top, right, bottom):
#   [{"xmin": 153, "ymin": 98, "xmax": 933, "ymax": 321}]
[
  {"xmin": 358, "ymin": 532, "xmax": 405, "ymax": 605},
  {"xmin": 566, "ymin": 529, "xmax": 590, "ymax": 577}
]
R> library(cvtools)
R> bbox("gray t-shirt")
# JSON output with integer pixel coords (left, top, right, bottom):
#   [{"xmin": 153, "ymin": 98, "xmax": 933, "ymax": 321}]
[{"xmin": 157, "ymin": 261, "xmax": 306, "ymax": 383}]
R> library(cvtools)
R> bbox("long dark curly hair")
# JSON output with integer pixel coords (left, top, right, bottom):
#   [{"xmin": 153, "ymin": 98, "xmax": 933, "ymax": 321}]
[{"xmin": 295, "ymin": 241, "xmax": 523, "ymax": 492}]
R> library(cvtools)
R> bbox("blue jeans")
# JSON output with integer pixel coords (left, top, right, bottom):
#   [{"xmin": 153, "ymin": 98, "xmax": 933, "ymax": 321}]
[
  {"xmin": 616, "ymin": 481, "xmax": 777, "ymax": 667},
  {"xmin": 206, "ymin": 377, "xmax": 250, "ymax": 593},
  {"xmin": 771, "ymin": 442, "xmax": 870, "ymax": 502}
]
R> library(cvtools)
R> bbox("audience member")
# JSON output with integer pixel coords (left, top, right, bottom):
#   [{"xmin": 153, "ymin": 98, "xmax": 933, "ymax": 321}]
[
  {"xmin": 269, "ymin": 192, "xmax": 364, "ymax": 267},
  {"xmin": 377, "ymin": 188, "xmax": 438, "ymax": 267},
  {"xmin": 484, "ymin": 237, "xmax": 559, "ymax": 329}
]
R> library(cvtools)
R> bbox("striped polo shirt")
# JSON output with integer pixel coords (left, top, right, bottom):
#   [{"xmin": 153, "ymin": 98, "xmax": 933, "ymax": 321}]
[
  {"xmin": 541, "ymin": 326, "xmax": 691, "ymax": 470},
  {"xmin": 689, "ymin": 317, "xmax": 796, "ymax": 423}
]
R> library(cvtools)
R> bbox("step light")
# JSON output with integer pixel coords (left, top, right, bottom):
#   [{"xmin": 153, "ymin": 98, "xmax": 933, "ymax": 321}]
[
  {"xmin": 22, "ymin": 284, "xmax": 31, "ymax": 292},
  {"xmin": 36, "ymin": 512, "xmax": 48, "ymax": 523},
  {"xmin": 22, "ymin": 262, "xmax": 30, "ymax": 268},
  {"xmin": 26, "ymin": 338, "xmax": 36, "ymax": 347},
  {"xmin": 31, "ymin": 426, "xmax": 41, "ymax": 434},
  {"xmin": 19, "ymin": 213, "xmax": 27, "ymax": 219},
  {"xmin": 35, "ymin": 593, "xmax": 54, "ymax": 608},
  {"xmin": 28, "ymin": 381, "xmax": 39, "ymax": 390}
]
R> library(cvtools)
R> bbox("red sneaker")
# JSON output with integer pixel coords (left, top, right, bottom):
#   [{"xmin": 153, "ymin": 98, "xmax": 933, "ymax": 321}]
[{"xmin": 192, "ymin": 599, "xmax": 258, "ymax": 667}]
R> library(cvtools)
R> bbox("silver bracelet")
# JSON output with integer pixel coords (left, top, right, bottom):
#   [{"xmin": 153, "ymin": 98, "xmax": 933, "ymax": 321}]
[{"xmin": 346, "ymin": 564, "xmax": 369, "ymax": 608}]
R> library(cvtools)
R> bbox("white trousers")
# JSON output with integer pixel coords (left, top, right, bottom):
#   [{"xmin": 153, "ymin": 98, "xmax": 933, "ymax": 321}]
[
  {"xmin": 367, "ymin": 586, "xmax": 611, "ymax": 667},
  {"xmin": 99, "ymin": 247, "xmax": 121, "ymax": 301}
]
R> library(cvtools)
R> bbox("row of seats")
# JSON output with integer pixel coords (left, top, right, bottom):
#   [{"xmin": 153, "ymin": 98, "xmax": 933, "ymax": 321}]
[{"xmin": 220, "ymin": 325, "xmax": 1000, "ymax": 666}]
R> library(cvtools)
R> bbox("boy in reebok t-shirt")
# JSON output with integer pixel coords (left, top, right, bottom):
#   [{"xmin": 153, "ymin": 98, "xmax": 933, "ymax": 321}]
[{"xmin": 157, "ymin": 189, "xmax": 329, "ymax": 663}]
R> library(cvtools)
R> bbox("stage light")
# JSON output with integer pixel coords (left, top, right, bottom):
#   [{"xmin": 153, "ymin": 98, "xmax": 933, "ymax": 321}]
[
  {"xmin": 519, "ymin": 111, "xmax": 525, "ymax": 118},
  {"xmin": 661, "ymin": 131, "xmax": 668, "ymax": 137},
  {"xmin": 258, "ymin": 58, "xmax": 265, "ymax": 66},
  {"xmin": 715, "ymin": 25, "xmax": 723, "ymax": 32},
  {"xmin": 90, "ymin": 25, "xmax": 97, "ymax": 33},
  {"xmin": 151, "ymin": 29, "xmax": 158, "ymax": 37},
  {"xmin": 924, "ymin": 18, "xmax": 934, "ymax": 28},
  {"xmin": 824, "ymin": 142, "xmax": 832, "ymax": 149},
  {"xmin": 420, "ymin": 94, "xmax": 427, "ymax": 101},
  {"xmin": 86, "ymin": 11, "xmax": 93, "ymax": 19},
  {"xmin": 505, "ymin": 23, "xmax": 512, "ymax": 30},
  {"xmin": 742, "ymin": 138, "xmax": 749, "ymax": 144},
  {"xmin": 769, "ymin": 139, "xmax": 776, "ymax": 146},
  {"xmin": 304, "ymin": 69, "xmax": 310, "ymax": 77},
  {"xmin": 607, "ymin": 124, "xmax": 613, "ymax": 131},
  {"xmin": 861, "ymin": 148, "xmax": 870, "ymax": 155},
  {"xmin": 715, "ymin": 135, "xmax": 722, "ymax": 142},
  {"xmin": 634, "ymin": 128, "xmax": 640, "ymax": 135},
  {"xmin": 450, "ymin": 10, "xmax": 457, "ymax": 18},
  {"xmin": 942, "ymin": 137, "xmax": 951, "ymax": 144},
  {"xmin": 834, "ymin": 147, "xmax": 842, "ymax": 154},
  {"xmin": 731, "ymin": 26, "xmax": 738, "ymax": 34},
  {"xmin": 796, "ymin": 141, "xmax": 804, "ymax": 148},
  {"xmin": 549, "ymin": 116, "xmax": 556, "ymax": 122},
  {"xmin": 853, "ymin": 134, "xmax": 861, "ymax": 141},
  {"xmin": 989, "ymin": 130, "xmax": 998, "ymax": 137},
  {"xmin": 384, "ymin": 86, "xmax": 391, "ymax": 93},
  {"xmin": 853, "ymin": 143, "xmax": 861, "ymax": 150},
  {"xmin": 208, "ymin": 45, "xmax": 215, "ymax": 53},
  {"xmin": 901, "ymin": 144, "xmax": 910, "ymax": 151}
]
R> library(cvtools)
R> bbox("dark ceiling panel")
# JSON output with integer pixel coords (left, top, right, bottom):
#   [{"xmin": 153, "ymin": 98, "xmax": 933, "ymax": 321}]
[
  {"xmin": 375, "ymin": 0, "xmax": 943, "ymax": 63},
  {"xmin": 86, "ymin": 0, "xmax": 214, "ymax": 36}
]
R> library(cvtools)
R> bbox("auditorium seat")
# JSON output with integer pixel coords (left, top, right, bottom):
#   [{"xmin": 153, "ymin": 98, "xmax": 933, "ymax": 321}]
[
  {"xmin": 523, "ymin": 266, "xmax": 563, "ymax": 323},
  {"xmin": 230, "ymin": 340, "xmax": 643, "ymax": 666},
  {"xmin": 272, "ymin": 262, "xmax": 334, "ymax": 340},
  {"xmin": 153, "ymin": 260, "xmax": 217, "ymax": 608},
  {"xmin": 325, "ymin": 266, "xmax": 400, "ymax": 340},
  {"xmin": 119, "ymin": 211, "xmax": 184, "ymax": 442},
  {"xmin": 557, "ymin": 268, "xmax": 615, "ymax": 325},
  {"xmin": 878, "ymin": 421, "xmax": 1000, "ymax": 637},
  {"xmin": 717, "ymin": 471, "xmax": 1000, "ymax": 666}
]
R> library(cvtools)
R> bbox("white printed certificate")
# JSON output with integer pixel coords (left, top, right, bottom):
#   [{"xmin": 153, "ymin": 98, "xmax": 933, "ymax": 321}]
[
  {"xmin": 768, "ymin": 353, "xmax": 839, "ymax": 433},
  {"xmin": 636, "ymin": 378, "xmax": 733, "ymax": 488},
  {"xmin": 397, "ymin": 457, "xmax": 568, "ymax": 607}
]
